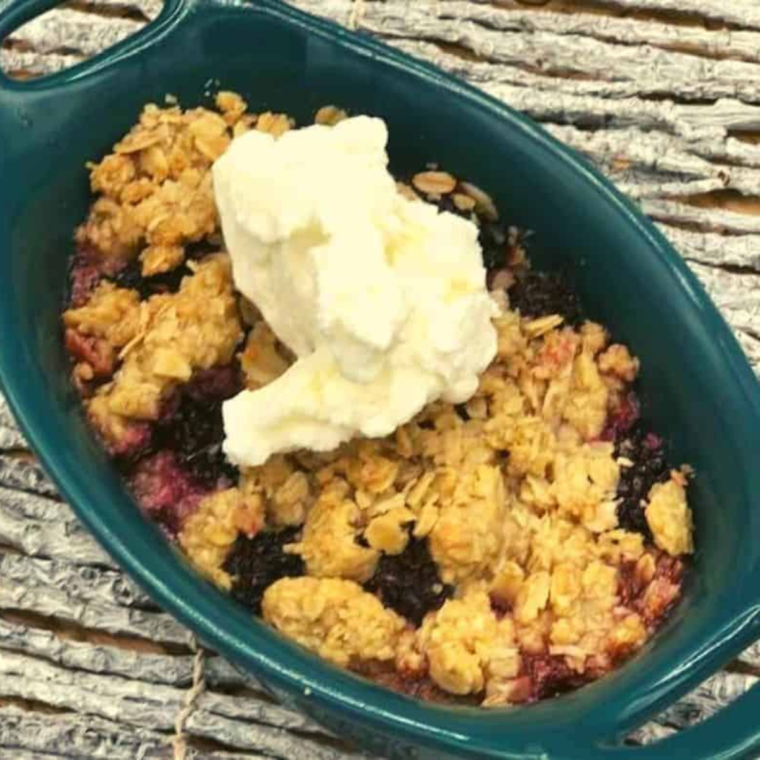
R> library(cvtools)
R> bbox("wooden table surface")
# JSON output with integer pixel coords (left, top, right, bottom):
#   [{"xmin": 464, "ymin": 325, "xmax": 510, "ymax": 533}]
[{"xmin": 2, "ymin": 1, "xmax": 760, "ymax": 757}]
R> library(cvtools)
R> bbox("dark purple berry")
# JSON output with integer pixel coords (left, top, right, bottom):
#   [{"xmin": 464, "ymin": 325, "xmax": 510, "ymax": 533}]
[
  {"xmin": 507, "ymin": 270, "xmax": 584, "ymax": 327},
  {"xmin": 615, "ymin": 424, "xmax": 671, "ymax": 540},
  {"xmin": 128, "ymin": 450, "xmax": 211, "ymax": 536},
  {"xmin": 153, "ymin": 367, "xmax": 242, "ymax": 486},
  {"xmin": 479, "ymin": 221, "xmax": 508, "ymax": 272},
  {"xmin": 185, "ymin": 239, "xmax": 220, "ymax": 261},
  {"xmin": 68, "ymin": 254, "xmax": 103, "ymax": 307},
  {"xmin": 454, "ymin": 403, "xmax": 470, "ymax": 421},
  {"xmin": 601, "ymin": 394, "xmax": 640, "ymax": 442},
  {"xmin": 365, "ymin": 538, "xmax": 453, "ymax": 626},
  {"xmin": 522, "ymin": 654, "xmax": 590, "ymax": 701},
  {"xmin": 224, "ymin": 528, "xmax": 305, "ymax": 615},
  {"xmin": 107, "ymin": 258, "xmax": 192, "ymax": 299}
]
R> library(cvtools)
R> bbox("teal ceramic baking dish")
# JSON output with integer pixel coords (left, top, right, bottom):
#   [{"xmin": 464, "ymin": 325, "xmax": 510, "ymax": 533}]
[{"xmin": 1, "ymin": 0, "xmax": 760, "ymax": 757}]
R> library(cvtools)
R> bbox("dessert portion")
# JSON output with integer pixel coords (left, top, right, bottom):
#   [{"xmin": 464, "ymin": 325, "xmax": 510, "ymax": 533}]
[{"xmin": 63, "ymin": 94, "xmax": 694, "ymax": 707}]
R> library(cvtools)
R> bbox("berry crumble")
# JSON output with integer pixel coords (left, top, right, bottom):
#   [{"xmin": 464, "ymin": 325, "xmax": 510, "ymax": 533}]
[{"xmin": 62, "ymin": 94, "xmax": 694, "ymax": 707}]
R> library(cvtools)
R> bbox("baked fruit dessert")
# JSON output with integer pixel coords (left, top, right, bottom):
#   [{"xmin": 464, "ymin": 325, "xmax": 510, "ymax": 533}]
[{"xmin": 63, "ymin": 94, "xmax": 694, "ymax": 706}]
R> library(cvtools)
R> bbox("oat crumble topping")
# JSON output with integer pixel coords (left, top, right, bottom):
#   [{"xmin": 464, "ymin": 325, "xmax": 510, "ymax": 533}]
[{"xmin": 64, "ymin": 96, "xmax": 695, "ymax": 707}]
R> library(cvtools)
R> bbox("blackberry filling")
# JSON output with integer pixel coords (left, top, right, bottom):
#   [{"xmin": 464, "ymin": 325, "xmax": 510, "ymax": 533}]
[
  {"xmin": 153, "ymin": 367, "xmax": 242, "ymax": 487},
  {"xmin": 224, "ymin": 528, "xmax": 305, "ymax": 615},
  {"xmin": 602, "ymin": 392, "xmax": 640, "ymax": 442},
  {"xmin": 107, "ymin": 239, "xmax": 218, "ymax": 298},
  {"xmin": 522, "ymin": 654, "xmax": 594, "ymax": 701},
  {"xmin": 615, "ymin": 425, "xmax": 670, "ymax": 539},
  {"xmin": 185, "ymin": 239, "xmax": 220, "ymax": 261},
  {"xmin": 127, "ymin": 450, "xmax": 211, "ymax": 537},
  {"xmin": 508, "ymin": 270, "xmax": 584, "ymax": 326},
  {"xmin": 68, "ymin": 254, "xmax": 103, "ymax": 307},
  {"xmin": 107, "ymin": 258, "xmax": 192, "ymax": 298},
  {"xmin": 454, "ymin": 403, "xmax": 470, "ymax": 421},
  {"xmin": 365, "ymin": 538, "xmax": 453, "ymax": 626},
  {"xmin": 479, "ymin": 221, "xmax": 509, "ymax": 273}
]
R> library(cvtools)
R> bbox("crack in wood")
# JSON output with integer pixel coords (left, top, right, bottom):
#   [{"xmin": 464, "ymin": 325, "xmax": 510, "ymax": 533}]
[
  {"xmin": 428, "ymin": 1, "xmax": 760, "ymax": 64},
  {"xmin": 295, "ymin": 0, "xmax": 760, "ymax": 104},
  {"xmin": 64, "ymin": 0, "xmax": 160, "ymax": 23}
]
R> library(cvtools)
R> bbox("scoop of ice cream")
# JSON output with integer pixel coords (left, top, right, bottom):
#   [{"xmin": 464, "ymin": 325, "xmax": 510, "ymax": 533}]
[{"xmin": 213, "ymin": 116, "xmax": 497, "ymax": 466}]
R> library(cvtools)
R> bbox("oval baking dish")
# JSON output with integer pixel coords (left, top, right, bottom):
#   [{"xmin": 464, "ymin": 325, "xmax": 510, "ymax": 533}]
[{"xmin": 1, "ymin": 1, "xmax": 760, "ymax": 757}]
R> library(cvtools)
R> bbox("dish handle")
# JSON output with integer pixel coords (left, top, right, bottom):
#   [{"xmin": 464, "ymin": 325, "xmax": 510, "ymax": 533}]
[
  {"xmin": 570, "ymin": 681, "xmax": 760, "ymax": 760},
  {"xmin": 0, "ymin": 0, "xmax": 191, "ymax": 87}
]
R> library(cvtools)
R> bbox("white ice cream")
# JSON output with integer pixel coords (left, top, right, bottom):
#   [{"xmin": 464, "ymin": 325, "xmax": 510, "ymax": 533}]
[{"xmin": 214, "ymin": 116, "xmax": 497, "ymax": 467}]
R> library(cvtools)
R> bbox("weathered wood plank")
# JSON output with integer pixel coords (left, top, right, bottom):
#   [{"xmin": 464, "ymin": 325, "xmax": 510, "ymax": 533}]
[
  {"xmin": 659, "ymin": 225, "xmax": 760, "ymax": 273},
  {"xmin": 365, "ymin": 0, "xmax": 760, "ymax": 63},
  {"xmin": 544, "ymin": 124, "xmax": 760, "ymax": 201},
  {"xmin": 0, "ymin": 704, "xmax": 174, "ymax": 759},
  {"xmin": 296, "ymin": 0, "xmax": 760, "ymax": 104},
  {"xmin": 184, "ymin": 711, "xmax": 362, "ymax": 760},
  {"xmin": 0, "ymin": 575, "xmax": 191, "ymax": 644},
  {"xmin": 0, "ymin": 618, "xmax": 196, "ymax": 685},
  {"xmin": 689, "ymin": 261, "xmax": 760, "ymax": 313},
  {"xmin": 738, "ymin": 640, "xmax": 760, "ymax": 670},
  {"xmin": 1, "ymin": 1, "xmax": 760, "ymax": 757},
  {"xmin": 0, "ymin": 650, "xmax": 355, "ymax": 759},
  {"xmin": 389, "ymin": 37, "xmax": 760, "ymax": 113},
  {"xmin": 0, "ymin": 397, "xmax": 24, "ymax": 451},
  {"xmin": 0, "ymin": 48, "xmax": 83, "ymax": 76},
  {"xmin": 0, "ymin": 456, "xmax": 58, "ymax": 499},
  {"xmin": 578, "ymin": 0, "xmax": 760, "ymax": 30},
  {"xmin": 7, "ymin": 8, "xmax": 142, "ymax": 59},
  {"xmin": 193, "ymin": 690, "xmax": 331, "ymax": 740},
  {"xmin": 645, "ymin": 200, "xmax": 760, "ymax": 236},
  {"xmin": 0, "ymin": 485, "xmax": 116, "ymax": 566},
  {"xmin": 0, "ymin": 552, "xmax": 154, "ymax": 610},
  {"xmin": 388, "ymin": 38, "xmax": 760, "ymax": 138},
  {"xmin": 552, "ymin": 124, "xmax": 760, "ymax": 180},
  {"xmin": 71, "ymin": 0, "xmax": 163, "ymax": 21}
]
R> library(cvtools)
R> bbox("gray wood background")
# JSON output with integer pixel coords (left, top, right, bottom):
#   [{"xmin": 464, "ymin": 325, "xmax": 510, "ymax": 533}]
[{"xmin": 1, "ymin": 0, "xmax": 760, "ymax": 757}]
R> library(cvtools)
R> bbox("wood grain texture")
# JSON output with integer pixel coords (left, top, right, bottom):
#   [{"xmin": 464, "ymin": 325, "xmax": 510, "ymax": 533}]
[{"xmin": 1, "ymin": 0, "xmax": 760, "ymax": 757}]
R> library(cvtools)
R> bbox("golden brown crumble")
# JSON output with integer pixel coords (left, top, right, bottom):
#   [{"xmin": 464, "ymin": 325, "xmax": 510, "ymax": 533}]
[
  {"xmin": 314, "ymin": 105, "xmax": 349, "ymax": 126},
  {"xmin": 286, "ymin": 479, "xmax": 381, "ymax": 583},
  {"xmin": 239, "ymin": 322, "xmax": 290, "ymax": 390},
  {"xmin": 255, "ymin": 112, "xmax": 295, "ymax": 138},
  {"xmin": 429, "ymin": 464, "xmax": 506, "ymax": 584},
  {"xmin": 412, "ymin": 171, "xmax": 458, "ymax": 196},
  {"xmin": 179, "ymin": 487, "xmax": 265, "ymax": 589},
  {"xmin": 415, "ymin": 590, "xmax": 518, "ymax": 696},
  {"xmin": 63, "ymin": 281, "xmax": 142, "ymax": 348},
  {"xmin": 646, "ymin": 474, "xmax": 694, "ymax": 557},
  {"xmin": 262, "ymin": 577, "xmax": 406, "ymax": 667},
  {"xmin": 78, "ymin": 93, "xmax": 257, "ymax": 274},
  {"xmin": 240, "ymin": 457, "xmax": 315, "ymax": 528},
  {"xmin": 67, "ymin": 254, "xmax": 243, "ymax": 445}
]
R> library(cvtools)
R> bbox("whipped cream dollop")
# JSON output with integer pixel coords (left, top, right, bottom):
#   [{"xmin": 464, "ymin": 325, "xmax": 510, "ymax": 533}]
[{"xmin": 213, "ymin": 116, "xmax": 497, "ymax": 466}]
